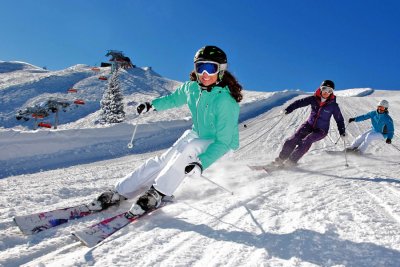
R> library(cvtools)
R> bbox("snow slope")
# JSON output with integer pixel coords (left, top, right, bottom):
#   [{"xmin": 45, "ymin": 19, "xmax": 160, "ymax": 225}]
[
  {"xmin": 0, "ymin": 61, "xmax": 181, "ymax": 129},
  {"xmin": 0, "ymin": 61, "xmax": 400, "ymax": 266}
]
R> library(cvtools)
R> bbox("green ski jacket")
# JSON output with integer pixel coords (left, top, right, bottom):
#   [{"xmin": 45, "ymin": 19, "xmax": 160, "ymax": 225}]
[{"xmin": 152, "ymin": 81, "xmax": 240, "ymax": 169}]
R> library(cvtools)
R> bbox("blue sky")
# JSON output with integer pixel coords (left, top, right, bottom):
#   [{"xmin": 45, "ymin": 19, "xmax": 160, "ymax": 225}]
[{"xmin": 1, "ymin": 0, "xmax": 399, "ymax": 92}]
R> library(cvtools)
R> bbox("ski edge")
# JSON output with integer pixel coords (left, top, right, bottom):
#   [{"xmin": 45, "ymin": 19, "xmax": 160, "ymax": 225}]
[
  {"xmin": 248, "ymin": 163, "xmax": 281, "ymax": 172},
  {"xmin": 72, "ymin": 201, "xmax": 172, "ymax": 247},
  {"xmin": 71, "ymin": 212, "xmax": 134, "ymax": 247},
  {"xmin": 13, "ymin": 204, "xmax": 95, "ymax": 235}
]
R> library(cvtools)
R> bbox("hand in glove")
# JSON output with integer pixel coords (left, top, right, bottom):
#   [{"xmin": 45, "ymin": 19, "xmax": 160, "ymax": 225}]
[
  {"xmin": 137, "ymin": 102, "xmax": 153, "ymax": 115},
  {"xmin": 185, "ymin": 162, "xmax": 203, "ymax": 176},
  {"xmin": 386, "ymin": 138, "xmax": 392, "ymax": 144},
  {"xmin": 280, "ymin": 109, "xmax": 289, "ymax": 115},
  {"xmin": 348, "ymin": 118, "xmax": 355, "ymax": 123}
]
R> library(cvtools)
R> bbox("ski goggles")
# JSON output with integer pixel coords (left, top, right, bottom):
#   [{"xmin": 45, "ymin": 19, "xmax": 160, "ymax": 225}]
[
  {"xmin": 320, "ymin": 86, "xmax": 333, "ymax": 94},
  {"xmin": 195, "ymin": 61, "xmax": 222, "ymax": 75}
]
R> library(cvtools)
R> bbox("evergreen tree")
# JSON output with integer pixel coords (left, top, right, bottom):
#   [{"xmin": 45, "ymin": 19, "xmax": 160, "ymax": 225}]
[{"xmin": 99, "ymin": 69, "xmax": 125, "ymax": 124}]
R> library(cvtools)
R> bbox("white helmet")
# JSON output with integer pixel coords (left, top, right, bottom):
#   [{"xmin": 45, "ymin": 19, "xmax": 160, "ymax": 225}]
[{"xmin": 377, "ymin": 99, "xmax": 389, "ymax": 109}]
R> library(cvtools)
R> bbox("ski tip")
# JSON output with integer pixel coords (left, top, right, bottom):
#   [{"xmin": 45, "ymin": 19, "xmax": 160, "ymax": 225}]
[
  {"xmin": 13, "ymin": 216, "xmax": 35, "ymax": 235},
  {"xmin": 248, "ymin": 164, "xmax": 271, "ymax": 172},
  {"xmin": 71, "ymin": 232, "xmax": 99, "ymax": 248},
  {"xmin": 248, "ymin": 165, "xmax": 265, "ymax": 171}
]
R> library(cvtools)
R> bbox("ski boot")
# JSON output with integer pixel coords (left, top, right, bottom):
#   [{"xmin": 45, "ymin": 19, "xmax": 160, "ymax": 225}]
[
  {"xmin": 128, "ymin": 186, "xmax": 164, "ymax": 216},
  {"xmin": 272, "ymin": 157, "xmax": 285, "ymax": 167},
  {"xmin": 283, "ymin": 159, "xmax": 298, "ymax": 168},
  {"xmin": 89, "ymin": 189, "xmax": 127, "ymax": 211}
]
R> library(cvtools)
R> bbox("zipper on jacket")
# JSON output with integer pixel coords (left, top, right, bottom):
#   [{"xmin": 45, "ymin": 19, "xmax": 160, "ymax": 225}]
[
  {"xmin": 313, "ymin": 99, "xmax": 330, "ymax": 129},
  {"xmin": 196, "ymin": 89, "xmax": 204, "ymax": 136},
  {"xmin": 313, "ymin": 107, "xmax": 322, "ymax": 128},
  {"xmin": 376, "ymin": 112, "xmax": 384, "ymax": 133}
]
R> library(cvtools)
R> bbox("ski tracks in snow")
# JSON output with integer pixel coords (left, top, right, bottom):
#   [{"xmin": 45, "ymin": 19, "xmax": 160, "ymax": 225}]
[
  {"xmin": 313, "ymin": 152, "xmax": 400, "ymax": 251},
  {"xmin": 346, "ymin": 154, "xmax": 400, "ymax": 225}
]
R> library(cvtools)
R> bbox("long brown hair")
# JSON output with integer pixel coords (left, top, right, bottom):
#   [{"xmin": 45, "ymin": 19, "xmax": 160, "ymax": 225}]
[{"xmin": 190, "ymin": 70, "xmax": 243, "ymax": 103}]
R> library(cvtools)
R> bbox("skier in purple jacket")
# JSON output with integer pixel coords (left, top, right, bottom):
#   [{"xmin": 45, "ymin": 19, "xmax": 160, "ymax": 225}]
[{"xmin": 275, "ymin": 80, "xmax": 346, "ymax": 166}]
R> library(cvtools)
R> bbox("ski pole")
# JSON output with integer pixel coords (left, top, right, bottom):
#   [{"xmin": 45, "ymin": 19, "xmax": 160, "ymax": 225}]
[
  {"xmin": 334, "ymin": 123, "xmax": 350, "ymax": 145},
  {"xmin": 200, "ymin": 175, "xmax": 234, "ymax": 195},
  {"xmin": 391, "ymin": 143, "xmax": 400, "ymax": 152},
  {"xmin": 333, "ymin": 136, "xmax": 341, "ymax": 145},
  {"xmin": 243, "ymin": 113, "xmax": 284, "ymax": 128},
  {"xmin": 127, "ymin": 120, "xmax": 139, "ymax": 149},
  {"xmin": 239, "ymin": 115, "xmax": 284, "ymax": 151},
  {"xmin": 326, "ymin": 134, "xmax": 336, "ymax": 144},
  {"xmin": 343, "ymin": 137, "xmax": 349, "ymax": 167}
]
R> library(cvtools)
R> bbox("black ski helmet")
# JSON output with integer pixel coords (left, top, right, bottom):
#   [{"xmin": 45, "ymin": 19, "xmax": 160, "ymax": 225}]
[
  {"xmin": 321, "ymin": 80, "xmax": 335, "ymax": 89},
  {"xmin": 194, "ymin": 46, "xmax": 227, "ymax": 64}
]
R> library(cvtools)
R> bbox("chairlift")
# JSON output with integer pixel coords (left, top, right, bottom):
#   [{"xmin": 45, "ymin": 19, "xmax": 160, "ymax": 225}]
[
  {"xmin": 32, "ymin": 114, "xmax": 45, "ymax": 119},
  {"xmin": 38, "ymin": 122, "xmax": 52, "ymax": 128},
  {"xmin": 74, "ymin": 99, "xmax": 85, "ymax": 105}
]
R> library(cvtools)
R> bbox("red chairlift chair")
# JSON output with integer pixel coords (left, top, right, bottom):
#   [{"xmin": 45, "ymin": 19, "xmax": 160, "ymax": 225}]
[
  {"xmin": 38, "ymin": 122, "xmax": 52, "ymax": 128},
  {"xmin": 32, "ymin": 114, "xmax": 45, "ymax": 119},
  {"xmin": 74, "ymin": 99, "xmax": 85, "ymax": 105}
]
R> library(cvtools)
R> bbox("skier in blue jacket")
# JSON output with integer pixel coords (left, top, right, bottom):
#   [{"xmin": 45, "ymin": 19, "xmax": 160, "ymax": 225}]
[
  {"xmin": 89, "ymin": 46, "xmax": 243, "ymax": 215},
  {"xmin": 275, "ymin": 80, "xmax": 346, "ymax": 166},
  {"xmin": 347, "ymin": 100, "xmax": 394, "ymax": 154}
]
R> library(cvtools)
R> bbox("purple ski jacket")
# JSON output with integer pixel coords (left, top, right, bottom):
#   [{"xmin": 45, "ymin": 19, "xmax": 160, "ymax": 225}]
[{"xmin": 285, "ymin": 88, "xmax": 345, "ymax": 135}]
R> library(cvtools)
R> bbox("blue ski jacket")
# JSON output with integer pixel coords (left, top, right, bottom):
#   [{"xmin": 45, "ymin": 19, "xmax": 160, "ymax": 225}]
[
  {"xmin": 354, "ymin": 110, "xmax": 394, "ymax": 139},
  {"xmin": 285, "ymin": 88, "xmax": 345, "ymax": 135}
]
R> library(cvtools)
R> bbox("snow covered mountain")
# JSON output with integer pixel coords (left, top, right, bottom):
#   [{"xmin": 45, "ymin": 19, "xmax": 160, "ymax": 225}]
[
  {"xmin": 0, "ymin": 61, "xmax": 399, "ymax": 266},
  {"xmin": 0, "ymin": 61, "xmax": 304, "ymax": 178},
  {"xmin": 0, "ymin": 61, "xmax": 182, "ymax": 129}
]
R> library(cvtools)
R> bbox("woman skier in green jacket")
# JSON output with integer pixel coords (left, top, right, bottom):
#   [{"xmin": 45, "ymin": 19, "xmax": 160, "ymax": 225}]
[{"xmin": 90, "ymin": 46, "xmax": 243, "ymax": 215}]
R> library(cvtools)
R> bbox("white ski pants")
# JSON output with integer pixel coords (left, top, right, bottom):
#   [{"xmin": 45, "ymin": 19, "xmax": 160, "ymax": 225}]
[
  {"xmin": 349, "ymin": 129, "xmax": 385, "ymax": 153},
  {"xmin": 115, "ymin": 130, "xmax": 212, "ymax": 198}
]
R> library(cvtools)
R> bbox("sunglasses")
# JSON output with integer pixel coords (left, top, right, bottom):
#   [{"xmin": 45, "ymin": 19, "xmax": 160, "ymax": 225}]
[
  {"xmin": 195, "ymin": 61, "xmax": 220, "ymax": 75},
  {"xmin": 320, "ymin": 86, "xmax": 333, "ymax": 94}
]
